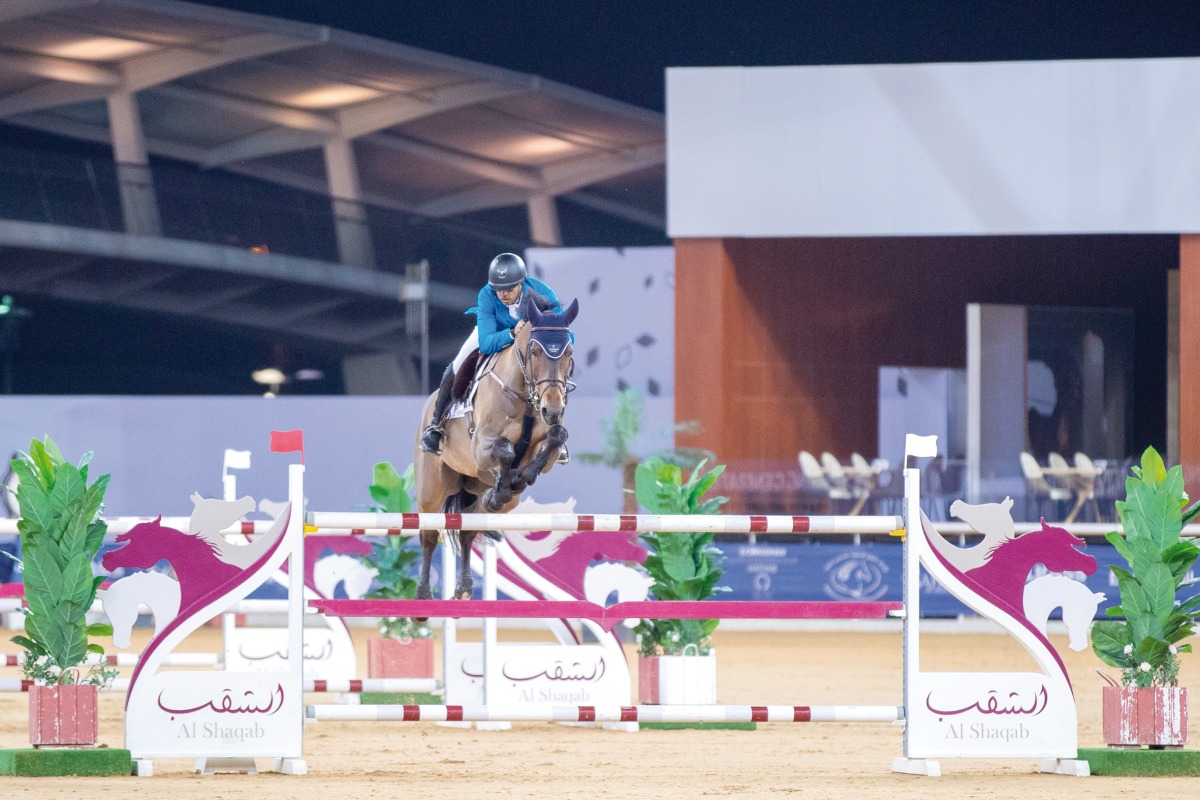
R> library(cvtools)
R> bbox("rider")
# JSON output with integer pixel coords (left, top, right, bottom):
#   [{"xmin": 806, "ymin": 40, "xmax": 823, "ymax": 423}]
[{"xmin": 419, "ymin": 252, "xmax": 570, "ymax": 461}]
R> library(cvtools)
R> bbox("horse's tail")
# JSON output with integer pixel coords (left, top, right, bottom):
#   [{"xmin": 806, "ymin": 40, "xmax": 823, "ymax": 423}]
[{"xmin": 441, "ymin": 489, "xmax": 500, "ymax": 550}]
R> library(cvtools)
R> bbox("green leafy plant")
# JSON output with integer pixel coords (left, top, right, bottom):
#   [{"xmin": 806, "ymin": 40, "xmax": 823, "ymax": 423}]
[
  {"xmin": 359, "ymin": 462, "xmax": 430, "ymax": 640},
  {"xmin": 577, "ymin": 388, "xmax": 715, "ymax": 514},
  {"xmin": 9, "ymin": 437, "xmax": 116, "ymax": 686},
  {"xmin": 632, "ymin": 457, "xmax": 729, "ymax": 656},
  {"xmin": 1091, "ymin": 447, "xmax": 1200, "ymax": 688}
]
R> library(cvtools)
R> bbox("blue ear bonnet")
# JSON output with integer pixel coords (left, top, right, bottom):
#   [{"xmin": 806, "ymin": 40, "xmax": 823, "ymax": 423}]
[{"xmin": 530, "ymin": 328, "xmax": 571, "ymax": 360}]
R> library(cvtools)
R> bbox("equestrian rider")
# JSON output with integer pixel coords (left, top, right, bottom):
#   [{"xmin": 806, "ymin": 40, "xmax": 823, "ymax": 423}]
[{"xmin": 419, "ymin": 252, "xmax": 570, "ymax": 461}]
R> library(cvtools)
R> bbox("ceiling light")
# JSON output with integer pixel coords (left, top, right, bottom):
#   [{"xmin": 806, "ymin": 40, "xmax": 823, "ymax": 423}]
[
  {"xmin": 287, "ymin": 85, "xmax": 383, "ymax": 109},
  {"xmin": 294, "ymin": 369, "xmax": 324, "ymax": 381},
  {"xmin": 251, "ymin": 367, "xmax": 286, "ymax": 386},
  {"xmin": 43, "ymin": 36, "xmax": 157, "ymax": 61}
]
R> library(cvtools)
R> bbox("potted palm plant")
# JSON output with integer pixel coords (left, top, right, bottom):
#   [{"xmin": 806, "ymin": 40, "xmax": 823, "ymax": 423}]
[
  {"xmin": 9, "ymin": 437, "xmax": 117, "ymax": 747},
  {"xmin": 578, "ymin": 388, "xmax": 714, "ymax": 515},
  {"xmin": 632, "ymin": 456, "xmax": 728, "ymax": 704},
  {"xmin": 359, "ymin": 462, "xmax": 433, "ymax": 679},
  {"xmin": 1091, "ymin": 446, "xmax": 1200, "ymax": 748}
]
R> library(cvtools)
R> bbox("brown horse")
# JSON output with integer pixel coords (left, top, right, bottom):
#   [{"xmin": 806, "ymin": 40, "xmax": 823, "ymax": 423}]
[{"xmin": 413, "ymin": 296, "xmax": 579, "ymax": 600}]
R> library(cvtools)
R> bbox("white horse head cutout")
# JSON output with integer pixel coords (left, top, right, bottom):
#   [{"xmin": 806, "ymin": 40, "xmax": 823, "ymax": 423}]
[
  {"xmin": 583, "ymin": 562, "xmax": 654, "ymax": 628},
  {"xmin": 313, "ymin": 554, "xmax": 377, "ymax": 600},
  {"xmin": 1023, "ymin": 573, "xmax": 1106, "ymax": 652},
  {"xmin": 98, "ymin": 571, "xmax": 182, "ymax": 649},
  {"xmin": 504, "ymin": 496, "xmax": 579, "ymax": 562},
  {"xmin": 927, "ymin": 496, "xmax": 1016, "ymax": 573}
]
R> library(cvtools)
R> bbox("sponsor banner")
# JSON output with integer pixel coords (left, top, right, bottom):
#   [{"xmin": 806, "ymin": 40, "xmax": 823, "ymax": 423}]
[{"xmin": 718, "ymin": 542, "xmax": 1199, "ymax": 618}]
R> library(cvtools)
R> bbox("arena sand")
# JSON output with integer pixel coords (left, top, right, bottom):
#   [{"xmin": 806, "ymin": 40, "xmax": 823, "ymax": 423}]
[{"xmin": 0, "ymin": 624, "xmax": 1195, "ymax": 799}]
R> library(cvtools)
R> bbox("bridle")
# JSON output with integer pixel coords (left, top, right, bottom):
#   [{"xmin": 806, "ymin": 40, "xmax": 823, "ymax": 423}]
[{"xmin": 513, "ymin": 325, "xmax": 576, "ymax": 408}]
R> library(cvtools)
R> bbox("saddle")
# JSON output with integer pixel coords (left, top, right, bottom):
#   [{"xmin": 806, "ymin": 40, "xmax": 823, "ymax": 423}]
[{"xmin": 445, "ymin": 349, "xmax": 499, "ymax": 423}]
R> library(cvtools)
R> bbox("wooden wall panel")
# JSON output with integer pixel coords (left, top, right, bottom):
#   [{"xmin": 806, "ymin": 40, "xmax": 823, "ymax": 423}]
[
  {"xmin": 1180, "ymin": 235, "xmax": 1200, "ymax": 498},
  {"xmin": 675, "ymin": 234, "xmax": 1175, "ymax": 465}
]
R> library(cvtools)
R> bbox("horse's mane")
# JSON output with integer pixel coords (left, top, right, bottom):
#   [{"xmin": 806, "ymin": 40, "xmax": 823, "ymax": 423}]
[
  {"xmin": 985, "ymin": 519, "xmax": 1070, "ymax": 560},
  {"xmin": 130, "ymin": 519, "xmax": 223, "ymax": 558}
]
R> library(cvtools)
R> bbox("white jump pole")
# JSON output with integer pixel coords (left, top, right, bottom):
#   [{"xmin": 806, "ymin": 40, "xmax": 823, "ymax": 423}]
[
  {"xmin": 304, "ymin": 512, "xmax": 904, "ymax": 535},
  {"xmin": 308, "ymin": 704, "xmax": 904, "ymax": 724}
]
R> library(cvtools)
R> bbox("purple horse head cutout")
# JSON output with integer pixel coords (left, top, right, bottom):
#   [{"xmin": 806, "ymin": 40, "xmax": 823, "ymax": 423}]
[
  {"xmin": 102, "ymin": 517, "xmax": 242, "ymax": 619},
  {"xmin": 495, "ymin": 497, "xmax": 649, "ymax": 604},
  {"xmin": 962, "ymin": 519, "xmax": 1097, "ymax": 621}
]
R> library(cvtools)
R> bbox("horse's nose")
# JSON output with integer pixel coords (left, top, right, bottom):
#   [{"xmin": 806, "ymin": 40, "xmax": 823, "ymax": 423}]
[{"xmin": 541, "ymin": 405, "xmax": 562, "ymax": 426}]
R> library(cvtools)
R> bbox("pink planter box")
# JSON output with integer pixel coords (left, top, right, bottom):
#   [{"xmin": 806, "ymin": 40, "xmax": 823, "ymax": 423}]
[
  {"xmin": 638, "ymin": 655, "xmax": 660, "ymax": 705},
  {"xmin": 368, "ymin": 637, "xmax": 434, "ymax": 679},
  {"xmin": 1102, "ymin": 685, "xmax": 1188, "ymax": 748},
  {"xmin": 29, "ymin": 684, "xmax": 98, "ymax": 747}
]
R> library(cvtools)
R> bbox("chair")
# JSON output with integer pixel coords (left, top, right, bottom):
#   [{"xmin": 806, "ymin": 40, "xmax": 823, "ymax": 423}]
[
  {"xmin": 1072, "ymin": 452, "xmax": 1103, "ymax": 522},
  {"xmin": 821, "ymin": 452, "xmax": 866, "ymax": 515},
  {"xmin": 848, "ymin": 452, "xmax": 879, "ymax": 501},
  {"xmin": 798, "ymin": 451, "xmax": 846, "ymax": 515},
  {"xmin": 1019, "ymin": 451, "xmax": 1071, "ymax": 521}
]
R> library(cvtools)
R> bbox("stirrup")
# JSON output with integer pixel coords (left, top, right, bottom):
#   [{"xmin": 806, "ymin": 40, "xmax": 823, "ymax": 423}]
[
  {"xmin": 556, "ymin": 444, "xmax": 570, "ymax": 465},
  {"xmin": 419, "ymin": 424, "xmax": 444, "ymax": 454}
]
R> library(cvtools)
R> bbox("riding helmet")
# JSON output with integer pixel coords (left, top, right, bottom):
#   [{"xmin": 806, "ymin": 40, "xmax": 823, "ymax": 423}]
[{"xmin": 488, "ymin": 252, "xmax": 527, "ymax": 291}]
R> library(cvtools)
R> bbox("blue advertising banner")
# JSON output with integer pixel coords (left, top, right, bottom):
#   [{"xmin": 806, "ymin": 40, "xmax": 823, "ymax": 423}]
[{"xmin": 716, "ymin": 541, "xmax": 1198, "ymax": 619}]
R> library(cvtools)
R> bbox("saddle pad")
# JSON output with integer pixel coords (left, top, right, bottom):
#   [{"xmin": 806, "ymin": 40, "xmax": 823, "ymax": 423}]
[{"xmin": 445, "ymin": 351, "xmax": 500, "ymax": 421}]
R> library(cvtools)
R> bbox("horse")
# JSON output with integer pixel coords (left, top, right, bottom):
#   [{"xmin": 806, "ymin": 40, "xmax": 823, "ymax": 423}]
[
  {"xmin": 414, "ymin": 295, "xmax": 579, "ymax": 600},
  {"xmin": 98, "ymin": 571, "xmax": 182, "ymax": 649},
  {"xmin": 962, "ymin": 519, "xmax": 1097, "ymax": 620},
  {"xmin": 1023, "ymin": 573, "xmax": 1106, "ymax": 652}
]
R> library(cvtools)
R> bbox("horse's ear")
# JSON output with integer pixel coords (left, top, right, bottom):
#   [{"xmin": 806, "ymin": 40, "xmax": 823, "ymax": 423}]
[
  {"xmin": 564, "ymin": 298, "xmax": 579, "ymax": 326},
  {"xmin": 524, "ymin": 293, "xmax": 542, "ymax": 325}
]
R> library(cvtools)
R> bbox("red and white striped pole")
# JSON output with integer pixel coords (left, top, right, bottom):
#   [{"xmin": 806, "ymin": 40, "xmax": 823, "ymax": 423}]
[
  {"xmin": 303, "ymin": 512, "xmax": 904, "ymax": 535},
  {"xmin": 307, "ymin": 703, "xmax": 904, "ymax": 724}
]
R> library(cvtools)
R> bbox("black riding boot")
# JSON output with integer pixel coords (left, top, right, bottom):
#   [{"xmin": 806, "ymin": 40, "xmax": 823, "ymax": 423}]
[{"xmin": 419, "ymin": 366, "xmax": 456, "ymax": 454}]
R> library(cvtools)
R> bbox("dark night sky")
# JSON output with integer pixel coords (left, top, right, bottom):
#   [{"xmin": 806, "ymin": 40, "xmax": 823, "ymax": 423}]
[{"xmin": 189, "ymin": 0, "xmax": 1200, "ymax": 112}]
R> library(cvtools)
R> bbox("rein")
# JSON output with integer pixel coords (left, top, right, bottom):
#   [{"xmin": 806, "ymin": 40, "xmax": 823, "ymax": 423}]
[{"xmin": 491, "ymin": 325, "xmax": 576, "ymax": 410}]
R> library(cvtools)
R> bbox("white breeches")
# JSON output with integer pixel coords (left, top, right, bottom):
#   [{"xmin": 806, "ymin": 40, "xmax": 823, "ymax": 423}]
[{"xmin": 451, "ymin": 328, "xmax": 480, "ymax": 373}]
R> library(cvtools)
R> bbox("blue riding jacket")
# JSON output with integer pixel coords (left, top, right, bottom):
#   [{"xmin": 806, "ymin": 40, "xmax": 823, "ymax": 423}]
[{"xmin": 468, "ymin": 277, "xmax": 565, "ymax": 355}]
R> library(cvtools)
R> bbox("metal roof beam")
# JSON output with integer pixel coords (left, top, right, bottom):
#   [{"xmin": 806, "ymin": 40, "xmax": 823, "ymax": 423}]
[
  {"xmin": 198, "ymin": 80, "xmax": 529, "ymax": 167},
  {"xmin": 539, "ymin": 143, "xmax": 666, "ymax": 195},
  {"xmin": 202, "ymin": 127, "xmax": 328, "ymax": 167},
  {"xmin": 415, "ymin": 143, "xmax": 664, "ymax": 219},
  {"xmin": 336, "ymin": 80, "xmax": 527, "ymax": 139},
  {"xmin": 122, "ymin": 32, "xmax": 321, "ymax": 91},
  {"xmin": 366, "ymin": 132, "xmax": 542, "ymax": 189},
  {"xmin": 0, "ymin": 80, "xmax": 109, "ymax": 118},
  {"xmin": 154, "ymin": 84, "xmax": 335, "ymax": 132},
  {"xmin": 0, "ymin": 0, "xmax": 97, "ymax": 24},
  {"xmin": 0, "ymin": 48, "xmax": 120, "ymax": 86}
]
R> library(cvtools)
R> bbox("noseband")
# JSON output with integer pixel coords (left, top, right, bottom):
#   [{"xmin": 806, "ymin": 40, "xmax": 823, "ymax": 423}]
[{"xmin": 513, "ymin": 325, "xmax": 576, "ymax": 408}]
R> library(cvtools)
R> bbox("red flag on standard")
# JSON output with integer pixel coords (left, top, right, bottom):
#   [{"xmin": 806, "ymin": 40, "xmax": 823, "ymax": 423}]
[{"xmin": 270, "ymin": 429, "xmax": 304, "ymax": 461}]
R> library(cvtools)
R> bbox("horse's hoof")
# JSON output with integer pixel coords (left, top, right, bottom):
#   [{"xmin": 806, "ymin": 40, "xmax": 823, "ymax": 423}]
[
  {"xmin": 455, "ymin": 589, "xmax": 472, "ymax": 600},
  {"xmin": 416, "ymin": 585, "xmax": 433, "ymax": 601}
]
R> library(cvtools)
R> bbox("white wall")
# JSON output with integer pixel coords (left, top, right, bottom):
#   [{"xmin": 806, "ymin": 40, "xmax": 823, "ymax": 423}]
[
  {"xmin": 668, "ymin": 58, "xmax": 1200, "ymax": 237},
  {"xmin": 526, "ymin": 246, "xmax": 674, "ymax": 398},
  {"xmin": 0, "ymin": 395, "xmax": 674, "ymax": 518}
]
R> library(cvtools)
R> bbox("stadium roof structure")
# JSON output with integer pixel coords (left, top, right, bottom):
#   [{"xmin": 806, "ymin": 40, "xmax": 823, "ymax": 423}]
[
  {"xmin": 0, "ymin": 0, "xmax": 665, "ymax": 391},
  {"xmin": 0, "ymin": 0, "xmax": 665, "ymax": 234}
]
